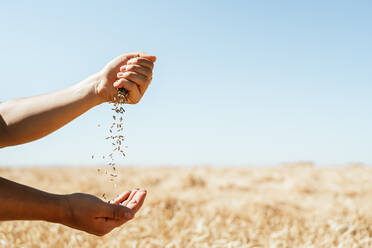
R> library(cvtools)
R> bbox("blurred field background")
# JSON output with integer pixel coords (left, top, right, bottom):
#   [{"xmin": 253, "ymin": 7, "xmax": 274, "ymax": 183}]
[{"xmin": 0, "ymin": 164, "xmax": 371, "ymax": 247}]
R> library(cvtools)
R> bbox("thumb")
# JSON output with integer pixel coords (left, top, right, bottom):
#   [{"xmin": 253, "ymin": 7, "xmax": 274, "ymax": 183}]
[
  {"xmin": 106, "ymin": 52, "xmax": 141, "ymax": 69},
  {"xmin": 106, "ymin": 52, "xmax": 156, "ymax": 70},
  {"xmin": 139, "ymin": 52, "xmax": 157, "ymax": 63},
  {"xmin": 101, "ymin": 203, "xmax": 134, "ymax": 220}
]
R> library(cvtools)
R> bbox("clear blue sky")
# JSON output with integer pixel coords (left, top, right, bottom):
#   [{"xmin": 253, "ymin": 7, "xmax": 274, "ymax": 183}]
[{"xmin": 0, "ymin": 1, "xmax": 371, "ymax": 166}]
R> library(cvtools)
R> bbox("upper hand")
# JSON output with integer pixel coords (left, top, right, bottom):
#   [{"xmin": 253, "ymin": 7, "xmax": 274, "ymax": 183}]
[
  {"xmin": 95, "ymin": 52, "xmax": 156, "ymax": 104},
  {"xmin": 61, "ymin": 189, "xmax": 147, "ymax": 236}
]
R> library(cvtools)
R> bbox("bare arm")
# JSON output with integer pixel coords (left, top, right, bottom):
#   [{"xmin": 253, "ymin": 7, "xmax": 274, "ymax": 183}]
[
  {"xmin": 0, "ymin": 75, "xmax": 101, "ymax": 147},
  {"xmin": 0, "ymin": 52, "xmax": 156, "ymax": 148},
  {"xmin": 0, "ymin": 52, "xmax": 155, "ymax": 235},
  {"xmin": 0, "ymin": 177, "xmax": 147, "ymax": 236},
  {"xmin": 0, "ymin": 176, "xmax": 65, "ymax": 222}
]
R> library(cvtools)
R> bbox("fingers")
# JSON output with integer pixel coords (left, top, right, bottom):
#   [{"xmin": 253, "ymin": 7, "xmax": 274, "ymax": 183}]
[
  {"xmin": 117, "ymin": 57, "xmax": 154, "ymax": 96},
  {"xmin": 119, "ymin": 52, "xmax": 141, "ymax": 64},
  {"xmin": 116, "ymin": 71, "xmax": 150, "ymax": 95},
  {"xmin": 139, "ymin": 54, "xmax": 156, "ymax": 63},
  {"xmin": 105, "ymin": 52, "xmax": 140, "ymax": 71},
  {"xmin": 135, "ymin": 52, "xmax": 156, "ymax": 63},
  {"xmin": 102, "ymin": 202, "xmax": 133, "ymax": 221},
  {"xmin": 127, "ymin": 57, "xmax": 154, "ymax": 70},
  {"xmin": 120, "ymin": 64, "xmax": 152, "ymax": 79},
  {"xmin": 117, "ymin": 72, "xmax": 148, "ymax": 87},
  {"xmin": 122, "ymin": 189, "xmax": 138, "ymax": 206},
  {"xmin": 112, "ymin": 191, "xmax": 131, "ymax": 204},
  {"xmin": 106, "ymin": 52, "xmax": 155, "ymax": 104},
  {"xmin": 106, "ymin": 52, "xmax": 155, "ymax": 71},
  {"xmin": 113, "ymin": 79, "xmax": 141, "ymax": 103},
  {"xmin": 125, "ymin": 189, "xmax": 147, "ymax": 213},
  {"xmin": 119, "ymin": 52, "xmax": 156, "ymax": 65}
]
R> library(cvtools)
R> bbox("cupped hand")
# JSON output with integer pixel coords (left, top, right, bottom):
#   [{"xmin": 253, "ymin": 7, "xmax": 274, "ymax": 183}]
[
  {"xmin": 62, "ymin": 189, "xmax": 147, "ymax": 236},
  {"xmin": 95, "ymin": 52, "xmax": 156, "ymax": 104}
]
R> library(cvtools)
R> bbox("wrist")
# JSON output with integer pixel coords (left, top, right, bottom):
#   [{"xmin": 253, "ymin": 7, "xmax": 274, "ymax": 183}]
[
  {"xmin": 49, "ymin": 194, "xmax": 73, "ymax": 225},
  {"xmin": 72, "ymin": 73, "xmax": 104, "ymax": 107},
  {"xmin": 91, "ymin": 72, "xmax": 107, "ymax": 105},
  {"xmin": 44, "ymin": 194, "xmax": 70, "ymax": 224}
]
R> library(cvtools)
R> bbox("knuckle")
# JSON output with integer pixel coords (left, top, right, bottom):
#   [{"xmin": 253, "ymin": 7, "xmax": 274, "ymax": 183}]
[
  {"xmin": 140, "ymin": 74, "xmax": 148, "ymax": 81},
  {"xmin": 147, "ymin": 60, "xmax": 154, "ymax": 67},
  {"xmin": 127, "ymin": 82, "xmax": 136, "ymax": 90},
  {"xmin": 127, "ymin": 71, "xmax": 136, "ymax": 77},
  {"xmin": 128, "ymin": 58, "xmax": 137, "ymax": 64},
  {"xmin": 127, "ymin": 65, "xmax": 135, "ymax": 71},
  {"xmin": 143, "ymin": 67, "xmax": 152, "ymax": 75}
]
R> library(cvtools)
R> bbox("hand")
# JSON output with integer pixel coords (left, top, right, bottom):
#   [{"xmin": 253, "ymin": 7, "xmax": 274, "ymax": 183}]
[
  {"xmin": 62, "ymin": 189, "xmax": 147, "ymax": 236},
  {"xmin": 95, "ymin": 52, "xmax": 156, "ymax": 104}
]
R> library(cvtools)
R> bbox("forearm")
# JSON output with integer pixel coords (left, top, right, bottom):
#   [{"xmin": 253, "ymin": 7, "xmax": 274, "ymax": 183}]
[
  {"xmin": 0, "ymin": 74, "xmax": 102, "ymax": 147},
  {"xmin": 0, "ymin": 177, "xmax": 66, "ymax": 223}
]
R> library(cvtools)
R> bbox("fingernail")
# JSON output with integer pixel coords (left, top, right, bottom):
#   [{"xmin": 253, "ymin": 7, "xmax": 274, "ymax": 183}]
[
  {"xmin": 113, "ymin": 80, "xmax": 120, "ymax": 87},
  {"xmin": 117, "ymin": 72, "xmax": 124, "ymax": 77}
]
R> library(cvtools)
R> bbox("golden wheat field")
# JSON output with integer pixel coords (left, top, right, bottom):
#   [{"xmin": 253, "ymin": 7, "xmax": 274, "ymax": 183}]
[{"xmin": 0, "ymin": 164, "xmax": 371, "ymax": 248}]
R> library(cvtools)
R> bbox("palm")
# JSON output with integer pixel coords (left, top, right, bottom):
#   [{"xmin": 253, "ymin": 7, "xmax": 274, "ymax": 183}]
[{"xmin": 64, "ymin": 189, "xmax": 147, "ymax": 236}]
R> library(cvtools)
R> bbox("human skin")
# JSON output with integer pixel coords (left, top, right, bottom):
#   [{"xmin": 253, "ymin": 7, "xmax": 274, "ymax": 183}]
[
  {"xmin": 0, "ymin": 177, "xmax": 147, "ymax": 236},
  {"xmin": 0, "ymin": 52, "xmax": 156, "ymax": 236},
  {"xmin": 0, "ymin": 52, "xmax": 156, "ymax": 147}
]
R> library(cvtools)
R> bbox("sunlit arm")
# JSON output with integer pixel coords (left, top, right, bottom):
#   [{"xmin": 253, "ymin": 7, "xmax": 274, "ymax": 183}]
[
  {"xmin": 0, "ymin": 75, "xmax": 102, "ymax": 148},
  {"xmin": 0, "ymin": 52, "xmax": 156, "ymax": 148}
]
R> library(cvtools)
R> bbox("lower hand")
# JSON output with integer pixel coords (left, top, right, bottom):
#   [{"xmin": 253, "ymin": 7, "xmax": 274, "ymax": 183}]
[{"xmin": 61, "ymin": 189, "xmax": 147, "ymax": 236}]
